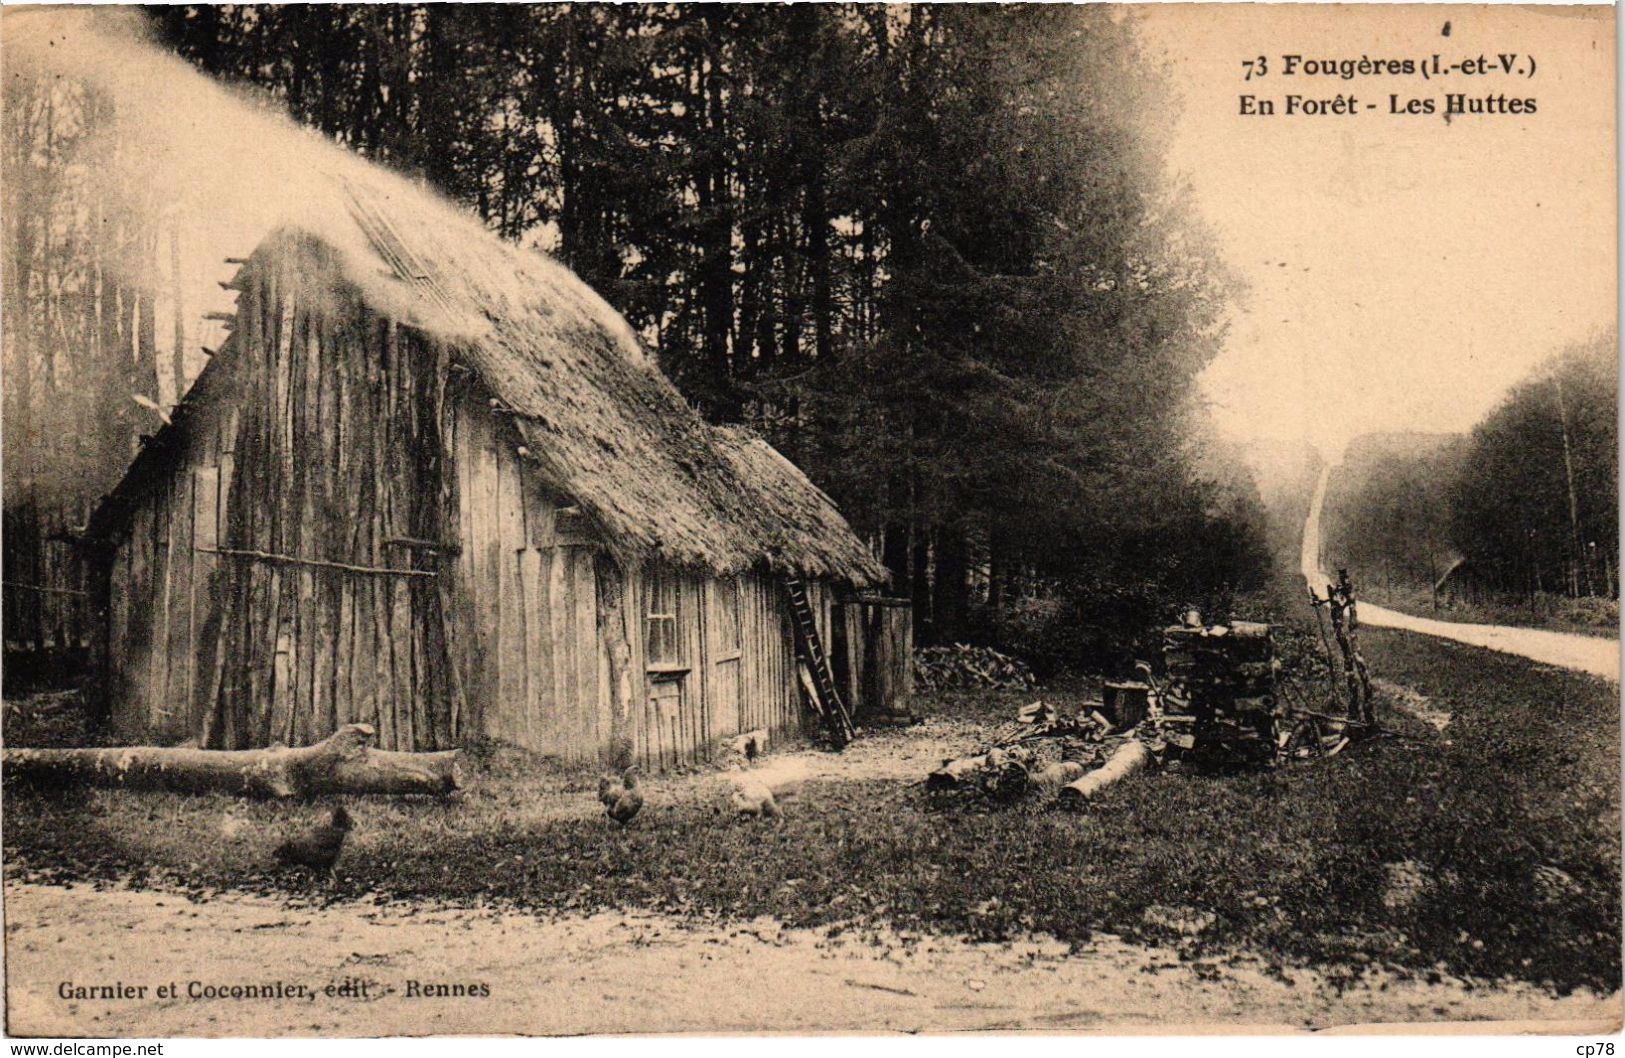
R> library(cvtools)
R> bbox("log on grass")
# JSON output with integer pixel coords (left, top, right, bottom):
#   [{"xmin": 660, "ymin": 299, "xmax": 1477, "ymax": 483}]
[
  {"xmin": 1027, "ymin": 760, "xmax": 1088, "ymax": 798},
  {"xmin": 3, "ymin": 723, "xmax": 463, "ymax": 798},
  {"xmin": 1058, "ymin": 740, "xmax": 1151, "ymax": 806},
  {"xmin": 327, "ymin": 749, "xmax": 464, "ymax": 796},
  {"xmin": 926, "ymin": 745, "xmax": 1034, "ymax": 790}
]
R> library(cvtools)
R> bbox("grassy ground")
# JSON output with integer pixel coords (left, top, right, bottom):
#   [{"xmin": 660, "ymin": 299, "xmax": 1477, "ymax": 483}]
[{"xmin": 5, "ymin": 611, "xmax": 1619, "ymax": 996}]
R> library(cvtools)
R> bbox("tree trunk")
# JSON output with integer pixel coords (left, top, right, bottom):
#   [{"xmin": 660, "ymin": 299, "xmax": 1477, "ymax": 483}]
[
  {"xmin": 3, "ymin": 723, "xmax": 463, "ymax": 798},
  {"xmin": 1553, "ymin": 374, "xmax": 1588, "ymax": 597},
  {"xmin": 933, "ymin": 524, "xmax": 969, "ymax": 641},
  {"xmin": 328, "ymin": 748, "xmax": 464, "ymax": 796},
  {"xmin": 911, "ymin": 509, "xmax": 931, "ymax": 643},
  {"xmin": 987, "ymin": 525, "xmax": 1007, "ymax": 613}
]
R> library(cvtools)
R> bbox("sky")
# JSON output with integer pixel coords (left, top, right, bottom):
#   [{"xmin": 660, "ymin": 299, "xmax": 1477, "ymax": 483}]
[{"xmin": 1132, "ymin": 5, "xmax": 1616, "ymax": 463}]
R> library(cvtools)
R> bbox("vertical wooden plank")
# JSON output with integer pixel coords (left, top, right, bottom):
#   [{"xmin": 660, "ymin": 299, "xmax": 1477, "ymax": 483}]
[
  {"xmin": 298, "ymin": 298, "xmax": 325, "ymax": 745},
  {"xmin": 187, "ymin": 466, "xmax": 217, "ymax": 731},
  {"xmin": 758, "ymin": 578, "xmax": 769, "ymax": 736},
  {"xmin": 454, "ymin": 400, "xmax": 480, "ymax": 734},
  {"xmin": 390, "ymin": 576, "xmax": 414, "ymax": 751},
  {"xmin": 291, "ymin": 569, "xmax": 315, "ymax": 746},
  {"xmin": 679, "ymin": 569, "xmax": 693, "ymax": 758},
  {"xmin": 775, "ymin": 581, "xmax": 794, "ymax": 739},
  {"xmin": 107, "ymin": 549, "xmax": 131, "ymax": 734},
  {"xmin": 522, "ymin": 547, "xmax": 546, "ymax": 753},
  {"xmin": 533, "ymin": 546, "xmax": 557, "ymax": 752},
  {"xmin": 766, "ymin": 580, "xmax": 779, "ymax": 738},
  {"xmin": 325, "ymin": 309, "xmax": 353, "ymax": 736},
  {"xmin": 148, "ymin": 483, "xmax": 173, "ymax": 734},
  {"xmin": 353, "ymin": 571, "xmax": 378, "ymax": 736},
  {"xmin": 560, "ymin": 548, "xmax": 583, "ymax": 759},
  {"xmin": 476, "ymin": 413, "xmax": 502, "ymax": 740},
  {"xmin": 159, "ymin": 469, "xmax": 195, "ymax": 731},
  {"xmin": 372, "ymin": 578, "xmax": 396, "ymax": 750},
  {"xmin": 738, "ymin": 577, "xmax": 753, "ymax": 737},
  {"xmin": 624, "ymin": 564, "xmax": 647, "ymax": 769},
  {"xmin": 269, "ymin": 604, "xmax": 294, "ymax": 747},
  {"xmin": 690, "ymin": 577, "xmax": 705, "ymax": 762},
  {"xmin": 336, "ymin": 578, "xmax": 355, "ymax": 727},
  {"xmin": 575, "ymin": 549, "xmax": 598, "ymax": 759},
  {"xmin": 548, "ymin": 543, "xmax": 571, "ymax": 757},
  {"xmin": 313, "ymin": 578, "xmax": 338, "ymax": 740},
  {"xmin": 740, "ymin": 577, "xmax": 754, "ymax": 737},
  {"xmin": 408, "ymin": 577, "xmax": 428, "ymax": 751},
  {"xmin": 496, "ymin": 450, "xmax": 524, "ymax": 745}
]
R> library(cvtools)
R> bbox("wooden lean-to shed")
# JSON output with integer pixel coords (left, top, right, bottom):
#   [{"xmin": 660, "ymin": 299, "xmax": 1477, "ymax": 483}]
[{"xmin": 82, "ymin": 162, "xmax": 889, "ymax": 768}]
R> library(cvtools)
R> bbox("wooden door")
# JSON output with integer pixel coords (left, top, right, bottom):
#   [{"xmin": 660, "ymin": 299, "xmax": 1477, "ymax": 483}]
[{"xmin": 704, "ymin": 577, "xmax": 743, "ymax": 741}]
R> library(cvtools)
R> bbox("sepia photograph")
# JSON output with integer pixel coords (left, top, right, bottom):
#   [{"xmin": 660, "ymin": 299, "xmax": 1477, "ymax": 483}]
[{"xmin": 0, "ymin": 1, "xmax": 1618, "ymax": 1041}]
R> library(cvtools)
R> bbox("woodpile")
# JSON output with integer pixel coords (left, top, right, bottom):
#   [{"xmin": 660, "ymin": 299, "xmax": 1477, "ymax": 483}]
[
  {"xmin": 922, "ymin": 610, "xmax": 1367, "ymax": 810},
  {"xmin": 913, "ymin": 644, "xmax": 1036, "ymax": 692},
  {"xmin": 925, "ymin": 704, "xmax": 1143, "ymax": 809},
  {"xmin": 1156, "ymin": 616, "xmax": 1287, "ymax": 767}
]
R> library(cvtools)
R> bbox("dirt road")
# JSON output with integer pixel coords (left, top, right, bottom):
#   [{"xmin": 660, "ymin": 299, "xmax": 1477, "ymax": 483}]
[
  {"xmin": 1302, "ymin": 464, "xmax": 1619, "ymax": 682},
  {"xmin": 7, "ymin": 881, "xmax": 1618, "ymax": 1037}
]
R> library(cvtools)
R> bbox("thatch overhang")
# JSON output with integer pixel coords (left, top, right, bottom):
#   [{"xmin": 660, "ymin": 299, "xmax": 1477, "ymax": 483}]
[{"xmin": 87, "ymin": 166, "xmax": 885, "ymax": 588}]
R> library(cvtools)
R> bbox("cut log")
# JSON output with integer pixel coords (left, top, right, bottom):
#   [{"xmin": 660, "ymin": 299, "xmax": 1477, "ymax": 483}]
[
  {"xmin": 926, "ymin": 746, "xmax": 1035, "ymax": 790},
  {"xmin": 1058, "ymin": 740, "xmax": 1152, "ymax": 806},
  {"xmin": 3, "ymin": 723, "xmax": 463, "ymax": 798},
  {"xmin": 1027, "ymin": 760, "xmax": 1088, "ymax": 798}
]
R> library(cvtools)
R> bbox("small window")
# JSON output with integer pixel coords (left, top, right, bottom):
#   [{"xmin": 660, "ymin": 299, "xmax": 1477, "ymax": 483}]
[{"xmin": 645, "ymin": 568, "xmax": 681, "ymax": 668}]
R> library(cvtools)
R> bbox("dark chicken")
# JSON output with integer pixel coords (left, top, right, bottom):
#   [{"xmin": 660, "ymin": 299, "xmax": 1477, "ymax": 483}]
[
  {"xmin": 605, "ymin": 768, "xmax": 643, "ymax": 826},
  {"xmin": 274, "ymin": 806, "xmax": 353, "ymax": 874}
]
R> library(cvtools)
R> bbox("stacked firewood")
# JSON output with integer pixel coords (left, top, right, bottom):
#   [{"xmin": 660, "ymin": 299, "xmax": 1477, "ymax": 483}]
[
  {"xmin": 1155, "ymin": 618, "xmax": 1282, "ymax": 763},
  {"xmin": 913, "ymin": 644, "xmax": 1037, "ymax": 692},
  {"xmin": 921, "ymin": 613, "xmax": 1372, "ymax": 810}
]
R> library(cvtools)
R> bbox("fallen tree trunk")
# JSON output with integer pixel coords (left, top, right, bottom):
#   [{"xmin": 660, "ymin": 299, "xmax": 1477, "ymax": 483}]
[
  {"xmin": 2, "ymin": 724, "xmax": 463, "ymax": 798},
  {"xmin": 1058, "ymin": 740, "xmax": 1151, "ymax": 806},
  {"xmin": 328, "ymin": 749, "xmax": 463, "ymax": 796}
]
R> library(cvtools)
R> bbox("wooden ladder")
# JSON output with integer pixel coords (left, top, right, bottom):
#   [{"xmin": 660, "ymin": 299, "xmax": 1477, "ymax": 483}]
[{"xmin": 784, "ymin": 577, "xmax": 855, "ymax": 748}]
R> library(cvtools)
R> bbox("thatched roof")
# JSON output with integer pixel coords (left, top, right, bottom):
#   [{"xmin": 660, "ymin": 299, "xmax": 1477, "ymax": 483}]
[{"xmin": 95, "ymin": 159, "xmax": 885, "ymax": 586}]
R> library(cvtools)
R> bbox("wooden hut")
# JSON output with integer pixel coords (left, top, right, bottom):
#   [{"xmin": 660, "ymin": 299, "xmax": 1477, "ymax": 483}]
[{"xmin": 82, "ymin": 169, "xmax": 889, "ymax": 768}]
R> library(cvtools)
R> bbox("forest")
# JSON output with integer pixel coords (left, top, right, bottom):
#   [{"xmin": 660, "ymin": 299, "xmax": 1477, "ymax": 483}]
[
  {"xmin": 1323, "ymin": 330, "xmax": 1618, "ymax": 615},
  {"xmin": 3, "ymin": 4, "xmax": 1268, "ymax": 673}
]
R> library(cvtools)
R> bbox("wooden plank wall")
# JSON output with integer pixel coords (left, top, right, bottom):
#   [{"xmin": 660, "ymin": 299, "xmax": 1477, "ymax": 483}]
[
  {"xmin": 738, "ymin": 572, "xmax": 805, "ymax": 748},
  {"xmin": 105, "ymin": 399, "xmax": 234, "ymax": 742},
  {"xmin": 450, "ymin": 385, "xmax": 830, "ymax": 769},
  {"xmin": 448, "ymin": 390, "xmax": 607, "ymax": 763},
  {"xmin": 836, "ymin": 598, "xmax": 914, "ymax": 721},
  {"xmin": 106, "ymin": 234, "xmax": 458, "ymax": 750},
  {"xmin": 628, "ymin": 570, "xmax": 809, "ymax": 770}
]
